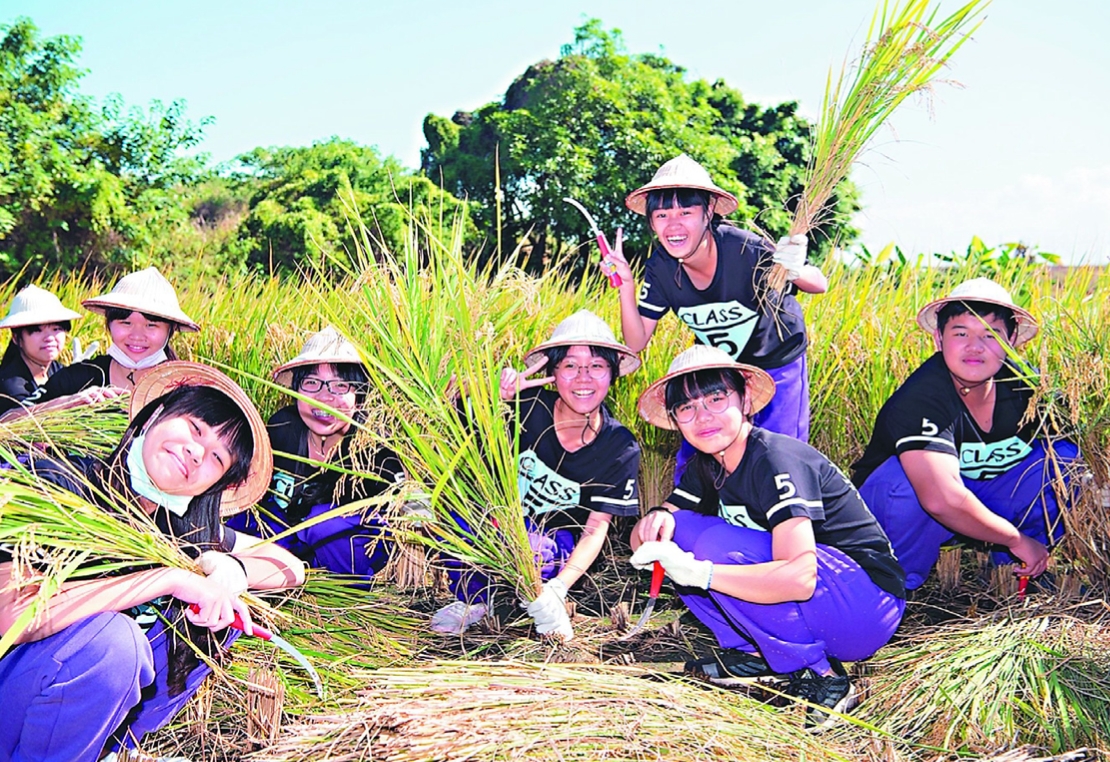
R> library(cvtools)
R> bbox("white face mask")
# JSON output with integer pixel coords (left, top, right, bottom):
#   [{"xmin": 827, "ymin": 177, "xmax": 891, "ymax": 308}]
[
  {"xmin": 126, "ymin": 433, "xmax": 193, "ymax": 517},
  {"xmin": 107, "ymin": 342, "xmax": 169, "ymax": 370}
]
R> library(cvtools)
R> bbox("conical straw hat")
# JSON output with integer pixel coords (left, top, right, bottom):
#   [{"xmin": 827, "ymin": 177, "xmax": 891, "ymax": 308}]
[
  {"xmin": 273, "ymin": 326, "xmax": 363, "ymax": 387},
  {"xmin": 625, "ymin": 154, "xmax": 739, "ymax": 216},
  {"xmin": 130, "ymin": 362, "xmax": 271, "ymax": 516},
  {"xmin": 637, "ymin": 345, "xmax": 775, "ymax": 430},
  {"xmin": 524, "ymin": 310, "xmax": 640, "ymax": 377},
  {"xmin": 0, "ymin": 285, "xmax": 82, "ymax": 329},
  {"xmin": 916, "ymin": 278, "xmax": 1038, "ymax": 347},
  {"xmin": 82, "ymin": 268, "xmax": 199, "ymax": 332}
]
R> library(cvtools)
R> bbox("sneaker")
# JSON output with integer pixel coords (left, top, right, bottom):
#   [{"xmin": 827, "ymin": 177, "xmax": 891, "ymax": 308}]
[
  {"xmin": 103, "ymin": 751, "xmax": 191, "ymax": 762},
  {"xmin": 784, "ymin": 668, "xmax": 859, "ymax": 731},
  {"xmin": 429, "ymin": 601, "xmax": 487, "ymax": 635},
  {"xmin": 684, "ymin": 649, "xmax": 778, "ymax": 686}
]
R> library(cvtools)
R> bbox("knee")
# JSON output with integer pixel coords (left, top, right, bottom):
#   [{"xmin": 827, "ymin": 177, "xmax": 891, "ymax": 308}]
[
  {"xmin": 77, "ymin": 613, "xmax": 153, "ymax": 700},
  {"xmin": 691, "ymin": 527, "xmax": 770, "ymax": 565}
]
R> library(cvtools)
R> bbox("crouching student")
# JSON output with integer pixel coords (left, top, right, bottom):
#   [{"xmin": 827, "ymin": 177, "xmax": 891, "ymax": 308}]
[
  {"xmin": 227, "ymin": 327, "xmax": 405, "ymax": 582},
  {"xmin": 0, "ymin": 285, "xmax": 82, "ymax": 415},
  {"xmin": 852, "ymin": 278, "xmax": 1081, "ymax": 591},
  {"xmin": 0, "ymin": 362, "xmax": 306, "ymax": 762},
  {"xmin": 630, "ymin": 346, "xmax": 904, "ymax": 729},
  {"xmin": 434, "ymin": 310, "xmax": 642, "ymax": 640}
]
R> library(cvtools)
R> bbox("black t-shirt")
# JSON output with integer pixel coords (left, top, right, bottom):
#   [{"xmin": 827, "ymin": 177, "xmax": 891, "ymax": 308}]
[
  {"xmin": 22, "ymin": 355, "xmax": 113, "ymax": 406},
  {"xmin": 667, "ymin": 428, "xmax": 905, "ymax": 597},
  {"xmin": 264, "ymin": 405, "xmax": 405, "ymax": 523},
  {"xmin": 513, "ymin": 387, "xmax": 641, "ymax": 534},
  {"xmin": 851, "ymin": 353, "xmax": 1037, "ymax": 486},
  {"xmin": 637, "ymin": 225, "xmax": 807, "ymax": 369},
  {"xmin": 0, "ymin": 353, "xmax": 63, "ymax": 414}
]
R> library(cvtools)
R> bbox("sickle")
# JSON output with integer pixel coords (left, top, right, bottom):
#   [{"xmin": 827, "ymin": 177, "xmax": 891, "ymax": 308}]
[
  {"xmin": 618, "ymin": 561, "xmax": 664, "ymax": 641},
  {"xmin": 563, "ymin": 197, "xmax": 622, "ymax": 287},
  {"xmin": 190, "ymin": 605, "xmax": 324, "ymax": 698}
]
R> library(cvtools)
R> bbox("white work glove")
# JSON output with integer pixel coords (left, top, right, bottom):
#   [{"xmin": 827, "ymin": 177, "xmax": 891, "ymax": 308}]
[
  {"xmin": 430, "ymin": 600, "xmax": 488, "ymax": 635},
  {"xmin": 525, "ymin": 578, "xmax": 573, "ymax": 641},
  {"xmin": 70, "ymin": 337, "xmax": 101, "ymax": 363},
  {"xmin": 772, "ymin": 234, "xmax": 808, "ymax": 281},
  {"xmin": 197, "ymin": 550, "xmax": 249, "ymax": 595},
  {"xmin": 630, "ymin": 540, "xmax": 713, "ymax": 590}
]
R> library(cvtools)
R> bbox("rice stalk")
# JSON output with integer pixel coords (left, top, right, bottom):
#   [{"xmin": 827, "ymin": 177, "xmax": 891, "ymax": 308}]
[
  {"xmin": 0, "ymin": 398, "xmax": 128, "ymax": 457},
  {"xmin": 765, "ymin": 0, "xmax": 989, "ymax": 296}
]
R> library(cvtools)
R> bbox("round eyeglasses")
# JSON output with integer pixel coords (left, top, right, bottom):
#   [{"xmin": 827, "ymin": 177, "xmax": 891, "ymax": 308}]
[
  {"xmin": 299, "ymin": 378, "xmax": 360, "ymax": 395},
  {"xmin": 554, "ymin": 361, "xmax": 611, "ymax": 380},
  {"xmin": 669, "ymin": 392, "xmax": 734, "ymax": 424}
]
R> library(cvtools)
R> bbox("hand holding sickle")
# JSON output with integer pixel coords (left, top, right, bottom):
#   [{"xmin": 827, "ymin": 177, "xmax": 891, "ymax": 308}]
[{"xmin": 563, "ymin": 197, "xmax": 622, "ymax": 287}]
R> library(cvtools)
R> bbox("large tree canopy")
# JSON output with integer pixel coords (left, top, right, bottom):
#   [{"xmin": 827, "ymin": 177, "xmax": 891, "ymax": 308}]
[
  {"xmin": 229, "ymin": 138, "xmax": 474, "ymax": 273},
  {"xmin": 0, "ymin": 18, "xmax": 210, "ymax": 278},
  {"xmin": 422, "ymin": 20, "xmax": 858, "ymax": 275}
]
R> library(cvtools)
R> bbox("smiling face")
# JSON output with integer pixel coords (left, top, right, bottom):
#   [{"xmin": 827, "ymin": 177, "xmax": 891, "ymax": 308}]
[
  {"xmin": 295, "ymin": 363, "xmax": 358, "ymax": 439},
  {"xmin": 649, "ymin": 204, "xmax": 712, "ymax": 261},
  {"xmin": 935, "ymin": 311, "xmax": 1012, "ymax": 385},
  {"xmin": 552, "ymin": 345, "xmax": 613, "ymax": 416},
  {"xmin": 108, "ymin": 311, "xmax": 171, "ymax": 363},
  {"xmin": 665, "ymin": 368, "xmax": 750, "ymax": 456},
  {"xmin": 13, "ymin": 323, "xmax": 68, "ymax": 367},
  {"xmin": 141, "ymin": 413, "xmax": 234, "ymax": 496}
]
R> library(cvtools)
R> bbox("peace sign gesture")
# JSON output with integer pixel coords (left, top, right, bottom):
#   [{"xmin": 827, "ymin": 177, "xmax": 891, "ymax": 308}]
[{"xmin": 499, "ymin": 357, "xmax": 555, "ymax": 401}]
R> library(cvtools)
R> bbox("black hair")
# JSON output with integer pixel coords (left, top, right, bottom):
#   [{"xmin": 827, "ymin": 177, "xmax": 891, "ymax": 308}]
[
  {"xmin": 3, "ymin": 322, "xmax": 73, "ymax": 365},
  {"xmin": 542, "ymin": 345, "xmax": 621, "ymax": 383},
  {"xmin": 936, "ymin": 300, "xmax": 1018, "ymax": 340},
  {"xmin": 664, "ymin": 367, "xmax": 748, "ymax": 505},
  {"xmin": 290, "ymin": 362, "xmax": 370, "ymax": 405},
  {"xmin": 104, "ymin": 308, "xmax": 180, "ymax": 361},
  {"xmin": 645, "ymin": 188, "xmax": 713, "ymax": 217},
  {"xmin": 99, "ymin": 383, "xmax": 256, "ymax": 697}
]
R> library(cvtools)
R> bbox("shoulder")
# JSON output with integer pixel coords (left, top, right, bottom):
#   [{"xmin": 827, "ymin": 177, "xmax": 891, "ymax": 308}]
[{"xmin": 715, "ymin": 225, "xmax": 770, "ymax": 255}]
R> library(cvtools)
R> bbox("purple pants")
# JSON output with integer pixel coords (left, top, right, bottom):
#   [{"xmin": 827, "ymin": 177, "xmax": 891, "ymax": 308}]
[
  {"xmin": 446, "ymin": 518, "xmax": 576, "ymax": 604},
  {"xmin": 0, "ymin": 613, "xmax": 234, "ymax": 761},
  {"xmin": 227, "ymin": 503, "xmax": 390, "ymax": 582},
  {"xmin": 675, "ymin": 353, "xmax": 809, "ymax": 483},
  {"xmin": 857, "ymin": 440, "xmax": 1079, "ymax": 590},
  {"xmin": 671, "ymin": 510, "xmax": 904, "ymax": 675}
]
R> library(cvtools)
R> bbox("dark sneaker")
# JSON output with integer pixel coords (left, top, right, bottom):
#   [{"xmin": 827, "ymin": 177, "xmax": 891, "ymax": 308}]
[
  {"xmin": 784, "ymin": 668, "xmax": 859, "ymax": 731},
  {"xmin": 684, "ymin": 649, "xmax": 778, "ymax": 686}
]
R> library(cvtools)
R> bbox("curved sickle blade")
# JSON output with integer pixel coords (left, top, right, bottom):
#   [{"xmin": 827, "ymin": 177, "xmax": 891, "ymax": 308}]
[
  {"xmin": 268, "ymin": 632, "xmax": 325, "ymax": 699},
  {"xmin": 563, "ymin": 196, "xmax": 601, "ymax": 234},
  {"xmin": 617, "ymin": 562, "xmax": 665, "ymax": 641},
  {"xmin": 563, "ymin": 197, "xmax": 622, "ymax": 287}
]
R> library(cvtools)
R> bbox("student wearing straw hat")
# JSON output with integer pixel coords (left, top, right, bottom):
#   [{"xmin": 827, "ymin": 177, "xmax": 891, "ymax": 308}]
[
  {"xmin": 434, "ymin": 310, "xmax": 642, "ymax": 639},
  {"xmin": 629, "ymin": 345, "xmax": 904, "ymax": 729},
  {"xmin": 0, "ymin": 362, "xmax": 305, "ymax": 762},
  {"xmin": 226, "ymin": 326, "xmax": 406, "ymax": 581},
  {"xmin": 605, "ymin": 154, "xmax": 827, "ymax": 480},
  {"xmin": 852, "ymin": 278, "xmax": 1082, "ymax": 591},
  {"xmin": 10, "ymin": 267, "xmax": 198, "ymax": 417},
  {"xmin": 0, "ymin": 285, "xmax": 84, "ymax": 415}
]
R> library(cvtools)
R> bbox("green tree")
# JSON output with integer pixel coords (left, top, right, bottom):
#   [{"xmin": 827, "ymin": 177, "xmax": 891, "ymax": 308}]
[
  {"xmin": 230, "ymin": 138, "xmax": 473, "ymax": 273},
  {"xmin": 0, "ymin": 18, "xmax": 210, "ymax": 277},
  {"xmin": 422, "ymin": 19, "xmax": 858, "ymax": 275}
]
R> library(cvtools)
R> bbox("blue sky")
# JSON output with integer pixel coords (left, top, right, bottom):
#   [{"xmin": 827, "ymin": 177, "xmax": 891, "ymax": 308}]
[{"xmin": 3, "ymin": 0, "xmax": 1107, "ymax": 263}]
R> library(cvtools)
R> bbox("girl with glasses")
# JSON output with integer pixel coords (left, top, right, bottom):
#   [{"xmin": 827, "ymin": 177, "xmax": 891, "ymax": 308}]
[
  {"xmin": 226, "ymin": 327, "xmax": 405, "ymax": 582},
  {"xmin": 629, "ymin": 345, "xmax": 904, "ymax": 730},
  {"xmin": 433, "ymin": 311, "xmax": 642, "ymax": 639}
]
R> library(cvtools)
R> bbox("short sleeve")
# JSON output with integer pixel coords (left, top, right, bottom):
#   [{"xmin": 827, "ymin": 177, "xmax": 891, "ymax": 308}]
[
  {"xmin": 637, "ymin": 256, "xmax": 671, "ymax": 321},
  {"xmin": 582, "ymin": 434, "xmax": 641, "ymax": 517},
  {"xmin": 751, "ymin": 448, "xmax": 826, "ymax": 528}
]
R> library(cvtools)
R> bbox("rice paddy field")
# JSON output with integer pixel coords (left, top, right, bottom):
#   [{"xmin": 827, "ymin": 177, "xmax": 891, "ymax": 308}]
[{"xmin": 2, "ymin": 220, "xmax": 1109, "ymax": 761}]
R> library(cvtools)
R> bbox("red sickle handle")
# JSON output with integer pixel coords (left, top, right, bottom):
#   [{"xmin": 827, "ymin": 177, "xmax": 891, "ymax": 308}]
[
  {"xmin": 188, "ymin": 603, "xmax": 272, "ymax": 641},
  {"xmin": 1017, "ymin": 575, "xmax": 1029, "ymax": 600},
  {"xmin": 595, "ymin": 233, "xmax": 622, "ymax": 288},
  {"xmin": 649, "ymin": 561, "xmax": 664, "ymax": 599}
]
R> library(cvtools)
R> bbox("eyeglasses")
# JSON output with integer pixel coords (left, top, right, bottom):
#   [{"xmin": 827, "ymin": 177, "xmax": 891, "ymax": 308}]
[
  {"xmin": 669, "ymin": 392, "xmax": 734, "ymax": 424},
  {"xmin": 299, "ymin": 378, "xmax": 361, "ymax": 395},
  {"xmin": 554, "ymin": 361, "xmax": 611, "ymax": 380}
]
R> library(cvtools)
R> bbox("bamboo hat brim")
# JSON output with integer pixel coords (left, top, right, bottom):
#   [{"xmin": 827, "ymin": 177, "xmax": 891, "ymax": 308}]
[
  {"xmin": 916, "ymin": 278, "xmax": 1038, "ymax": 347},
  {"xmin": 130, "ymin": 362, "xmax": 271, "ymax": 516},
  {"xmin": 273, "ymin": 326, "xmax": 364, "ymax": 387},
  {"xmin": 82, "ymin": 267, "xmax": 199, "ymax": 332},
  {"xmin": 523, "ymin": 310, "xmax": 640, "ymax": 377},
  {"xmin": 1, "ymin": 285, "xmax": 83, "ymax": 329},
  {"xmin": 625, "ymin": 154, "xmax": 739, "ymax": 217},
  {"xmin": 637, "ymin": 345, "xmax": 775, "ymax": 430}
]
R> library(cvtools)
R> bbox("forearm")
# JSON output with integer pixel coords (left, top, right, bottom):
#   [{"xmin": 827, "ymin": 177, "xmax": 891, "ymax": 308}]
[
  {"xmin": 554, "ymin": 525, "xmax": 608, "ymax": 590},
  {"xmin": 792, "ymin": 265, "xmax": 828, "ymax": 294},
  {"xmin": 708, "ymin": 552, "xmax": 818, "ymax": 603},
  {"xmin": 1, "ymin": 565, "xmax": 188, "ymax": 644},
  {"xmin": 617, "ymin": 283, "xmax": 650, "ymax": 352},
  {"xmin": 233, "ymin": 542, "xmax": 306, "ymax": 590},
  {"xmin": 924, "ymin": 489, "xmax": 1023, "ymax": 548}
]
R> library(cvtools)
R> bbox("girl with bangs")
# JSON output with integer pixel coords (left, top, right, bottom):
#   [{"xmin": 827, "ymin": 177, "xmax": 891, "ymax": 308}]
[
  {"xmin": 9, "ymin": 268, "xmax": 197, "ymax": 419},
  {"xmin": 226, "ymin": 327, "xmax": 406, "ymax": 582},
  {"xmin": 629, "ymin": 346, "xmax": 903, "ymax": 730},
  {"xmin": 0, "ymin": 363, "xmax": 305, "ymax": 761},
  {"xmin": 0, "ymin": 285, "xmax": 82, "ymax": 415},
  {"xmin": 605, "ymin": 154, "xmax": 828, "ymax": 481}
]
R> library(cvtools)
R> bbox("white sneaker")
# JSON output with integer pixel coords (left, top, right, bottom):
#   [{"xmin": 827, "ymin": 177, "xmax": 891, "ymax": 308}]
[
  {"xmin": 429, "ymin": 601, "xmax": 487, "ymax": 634},
  {"xmin": 103, "ymin": 751, "xmax": 191, "ymax": 762}
]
